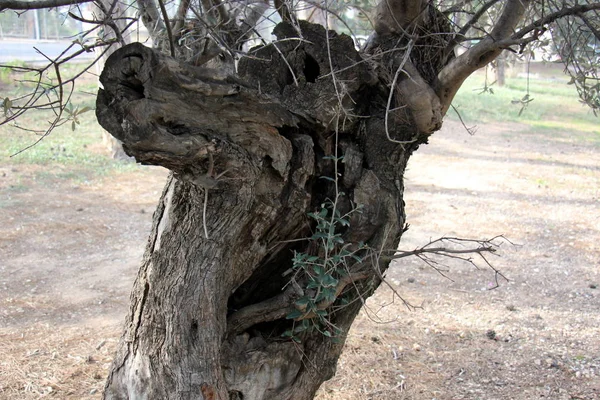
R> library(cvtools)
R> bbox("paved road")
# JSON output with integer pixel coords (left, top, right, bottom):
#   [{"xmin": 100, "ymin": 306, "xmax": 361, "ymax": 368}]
[{"xmin": 0, "ymin": 39, "xmax": 95, "ymax": 63}]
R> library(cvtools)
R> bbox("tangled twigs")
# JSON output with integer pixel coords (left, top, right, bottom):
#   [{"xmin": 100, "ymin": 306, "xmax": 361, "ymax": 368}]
[{"xmin": 386, "ymin": 235, "xmax": 513, "ymax": 288}]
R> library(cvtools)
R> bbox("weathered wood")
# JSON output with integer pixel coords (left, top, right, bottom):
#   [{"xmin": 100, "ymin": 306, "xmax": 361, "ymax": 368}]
[{"xmin": 96, "ymin": 19, "xmax": 447, "ymax": 400}]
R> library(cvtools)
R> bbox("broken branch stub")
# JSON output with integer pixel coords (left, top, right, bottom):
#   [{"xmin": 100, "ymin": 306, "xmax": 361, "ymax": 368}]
[{"xmin": 96, "ymin": 42, "xmax": 297, "ymax": 181}]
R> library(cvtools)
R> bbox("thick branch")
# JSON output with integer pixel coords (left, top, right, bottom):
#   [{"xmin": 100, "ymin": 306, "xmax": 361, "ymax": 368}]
[
  {"xmin": 0, "ymin": 0, "xmax": 94, "ymax": 10},
  {"xmin": 397, "ymin": 61, "xmax": 443, "ymax": 135},
  {"xmin": 227, "ymin": 285, "xmax": 300, "ymax": 336},
  {"xmin": 436, "ymin": 0, "xmax": 531, "ymax": 113},
  {"xmin": 238, "ymin": 0, "xmax": 270, "ymax": 35},
  {"xmin": 374, "ymin": 0, "xmax": 427, "ymax": 35},
  {"xmin": 173, "ymin": 0, "xmax": 191, "ymax": 36},
  {"xmin": 136, "ymin": 0, "xmax": 165, "ymax": 43},
  {"xmin": 489, "ymin": 0, "xmax": 530, "ymax": 40}
]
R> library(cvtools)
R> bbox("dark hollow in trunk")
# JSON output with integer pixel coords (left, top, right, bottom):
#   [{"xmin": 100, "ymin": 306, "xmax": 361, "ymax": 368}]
[{"xmin": 96, "ymin": 21, "xmax": 444, "ymax": 400}]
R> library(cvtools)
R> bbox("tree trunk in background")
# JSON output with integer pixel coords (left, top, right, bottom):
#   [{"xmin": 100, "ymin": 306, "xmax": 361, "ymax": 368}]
[
  {"xmin": 95, "ymin": 0, "xmax": 132, "ymax": 161},
  {"xmin": 495, "ymin": 52, "xmax": 506, "ymax": 87},
  {"xmin": 96, "ymin": 19, "xmax": 446, "ymax": 399}
]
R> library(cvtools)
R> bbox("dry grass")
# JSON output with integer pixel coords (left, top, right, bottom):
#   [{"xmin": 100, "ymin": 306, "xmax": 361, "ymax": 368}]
[
  {"xmin": 0, "ymin": 324, "xmax": 119, "ymax": 399},
  {"xmin": 1, "ymin": 119, "xmax": 599, "ymax": 399}
]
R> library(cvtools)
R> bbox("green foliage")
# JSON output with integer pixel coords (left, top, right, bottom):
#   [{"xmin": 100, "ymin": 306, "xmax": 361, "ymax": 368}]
[
  {"xmin": 450, "ymin": 68, "xmax": 600, "ymax": 141},
  {"xmin": 63, "ymin": 103, "xmax": 93, "ymax": 131},
  {"xmin": 0, "ymin": 60, "xmax": 31, "ymax": 86},
  {"xmin": 282, "ymin": 155, "xmax": 367, "ymax": 343},
  {"xmin": 0, "ymin": 97, "xmax": 136, "ymax": 179}
]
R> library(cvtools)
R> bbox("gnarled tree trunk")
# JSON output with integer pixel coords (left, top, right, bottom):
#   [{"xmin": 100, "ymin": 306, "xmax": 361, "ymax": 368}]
[{"xmin": 96, "ymin": 18, "xmax": 446, "ymax": 400}]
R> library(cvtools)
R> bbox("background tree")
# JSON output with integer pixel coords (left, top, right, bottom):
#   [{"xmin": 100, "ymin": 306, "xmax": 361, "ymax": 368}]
[{"xmin": 1, "ymin": 0, "xmax": 599, "ymax": 399}]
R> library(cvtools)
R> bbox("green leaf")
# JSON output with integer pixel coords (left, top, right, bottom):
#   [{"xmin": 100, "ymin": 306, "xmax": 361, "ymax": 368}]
[
  {"xmin": 311, "ymin": 232, "xmax": 329, "ymax": 240},
  {"xmin": 351, "ymin": 254, "xmax": 363, "ymax": 263},
  {"xmin": 294, "ymin": 296, "xmax": 311, "ymax": 308},
  {"xmin": 335, "ymin": 217, "xmax": 350, "ymax": 227},
  {"xmin": 293, "ymin": 320, "xmax": 309, "ymax": 333},
  {"xmin": 313, "ymin": 265, "xmax": 324, "ymax": 276},
  {"xmin": 2, "ymin": 97, "xmax": 11, "ymax": 116},
  {"xmin": 316, "ymin": 287, "xmax": 336, "ymax": 303},
  {"xmin": 316, "ymin": 222, "xmax": 328, "ymax": 230},
  {"xmin": 333, "ymin": 236, "xmax": 344, "ymax": 244},
  {"xmin": 78, "ymin": 106, "xmax": 92, "ymax": 114},
  {"xmin": 323, "ymin": 330, "xmax": 332, "ymax": 337},
  {"xmin": 306, "ymin": 280, "xmax": 320, "ymax": 289},
  {"xmin": 320, "ymin": 274, "xmax": 338, "ymax": 288},
  {"xmin": 71, "ymin": 121, "xmax": 76, "ymax": 131},
  {"xmin": 286, "ymin": 309, "xmax": 304, "ymax": 320},
  {"xmin": 307, "ymin": 212, "xmax": 319, "ymax": 220},
  {"xmin": 293, "ymin": 252, "xmax": 306, "ymax": 262}
]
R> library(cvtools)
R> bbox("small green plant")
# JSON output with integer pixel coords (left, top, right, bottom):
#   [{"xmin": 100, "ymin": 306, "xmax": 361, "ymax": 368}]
[
  {"xmin": 62, "ymin": 102, "xmax": 93, "ymax": 131},
  {"xmin": 282, "ymin": 155, "xmax": 367, "ymax": 342}
]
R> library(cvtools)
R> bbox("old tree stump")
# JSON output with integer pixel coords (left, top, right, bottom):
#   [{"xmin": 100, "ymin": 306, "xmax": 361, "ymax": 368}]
[{"xmin": 96, "ymin": 20, "xmax": 445, "ymax": 400}]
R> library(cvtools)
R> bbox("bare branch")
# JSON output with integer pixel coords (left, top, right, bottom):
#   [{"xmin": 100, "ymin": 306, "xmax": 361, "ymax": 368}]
[
  {"xmin": 212, "ymin": 0, "xmax": 231, "ymax": 26},
  {"xmin": 442, "ymin": 0, "xmax": 475, "ymax": 14},
  {"xmin": 0, "ymin": 0, "xmax": 94, "ymax": 11},
  {"xmin": 274, "ymin": 0, "xmax": 293, "ymax": 23},
  {"xmin": 237, "ymin": 1, "xmax": 271, "ymax": 40},
  {"xmin": 578, "ymin": 12, "xmax": 600, "ymax": 40},
  {"xmin": 227, "ymin": 285, "xmax": 300, "ymax": 336},
  {"xmin": 453, "ymin": 0, "xmax": 503, "ymax": 43},
  {"xmin": 156, "ymin": 0, "xmax": 175, "ymax": 56},
  {"xmin": 512, "ymin": 2, "xmax": 600, "ymax": 40},
  {"xmin": 95, "ymin": 0, "xmax": 130, "ymax": 47},
  {"xmin": 389, "ymin": 245, "xmax": 496, "ymax": 260},
  {"xmin": 173, "ymin": 0, "xmax": 192, "ymax": 35},
  {"xmin": 385, "ymin": 236, "xmax": 511, "ymax": 286}
]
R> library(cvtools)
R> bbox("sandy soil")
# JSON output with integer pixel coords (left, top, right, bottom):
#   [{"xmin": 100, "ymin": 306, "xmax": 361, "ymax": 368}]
[{"xmin": 1, "ymin": 120, "xmax": 599, "ymax": 399}]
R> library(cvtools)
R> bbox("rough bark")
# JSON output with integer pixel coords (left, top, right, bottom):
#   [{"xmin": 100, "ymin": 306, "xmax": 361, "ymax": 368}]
[{"xmin": 96, "ymin": 19, "xmax": 448, "ymax": 400}]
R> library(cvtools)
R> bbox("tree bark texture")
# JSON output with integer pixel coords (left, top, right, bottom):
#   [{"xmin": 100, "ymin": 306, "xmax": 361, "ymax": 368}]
[{"xmin": 96, "ymin": 19, "xmax": 449, "ymax": 400}]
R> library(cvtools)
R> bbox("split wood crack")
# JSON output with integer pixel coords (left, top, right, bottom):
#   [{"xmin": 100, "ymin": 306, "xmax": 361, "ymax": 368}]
[{"xmin": 177, "ymin": 151, "xmax": 228, "ymax": 239}]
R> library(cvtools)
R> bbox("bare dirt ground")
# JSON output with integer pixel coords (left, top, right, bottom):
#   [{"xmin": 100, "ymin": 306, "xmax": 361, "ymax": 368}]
[{"xmin": 1, "ymin": 120, "xmax": 599, "ymax": 399}]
